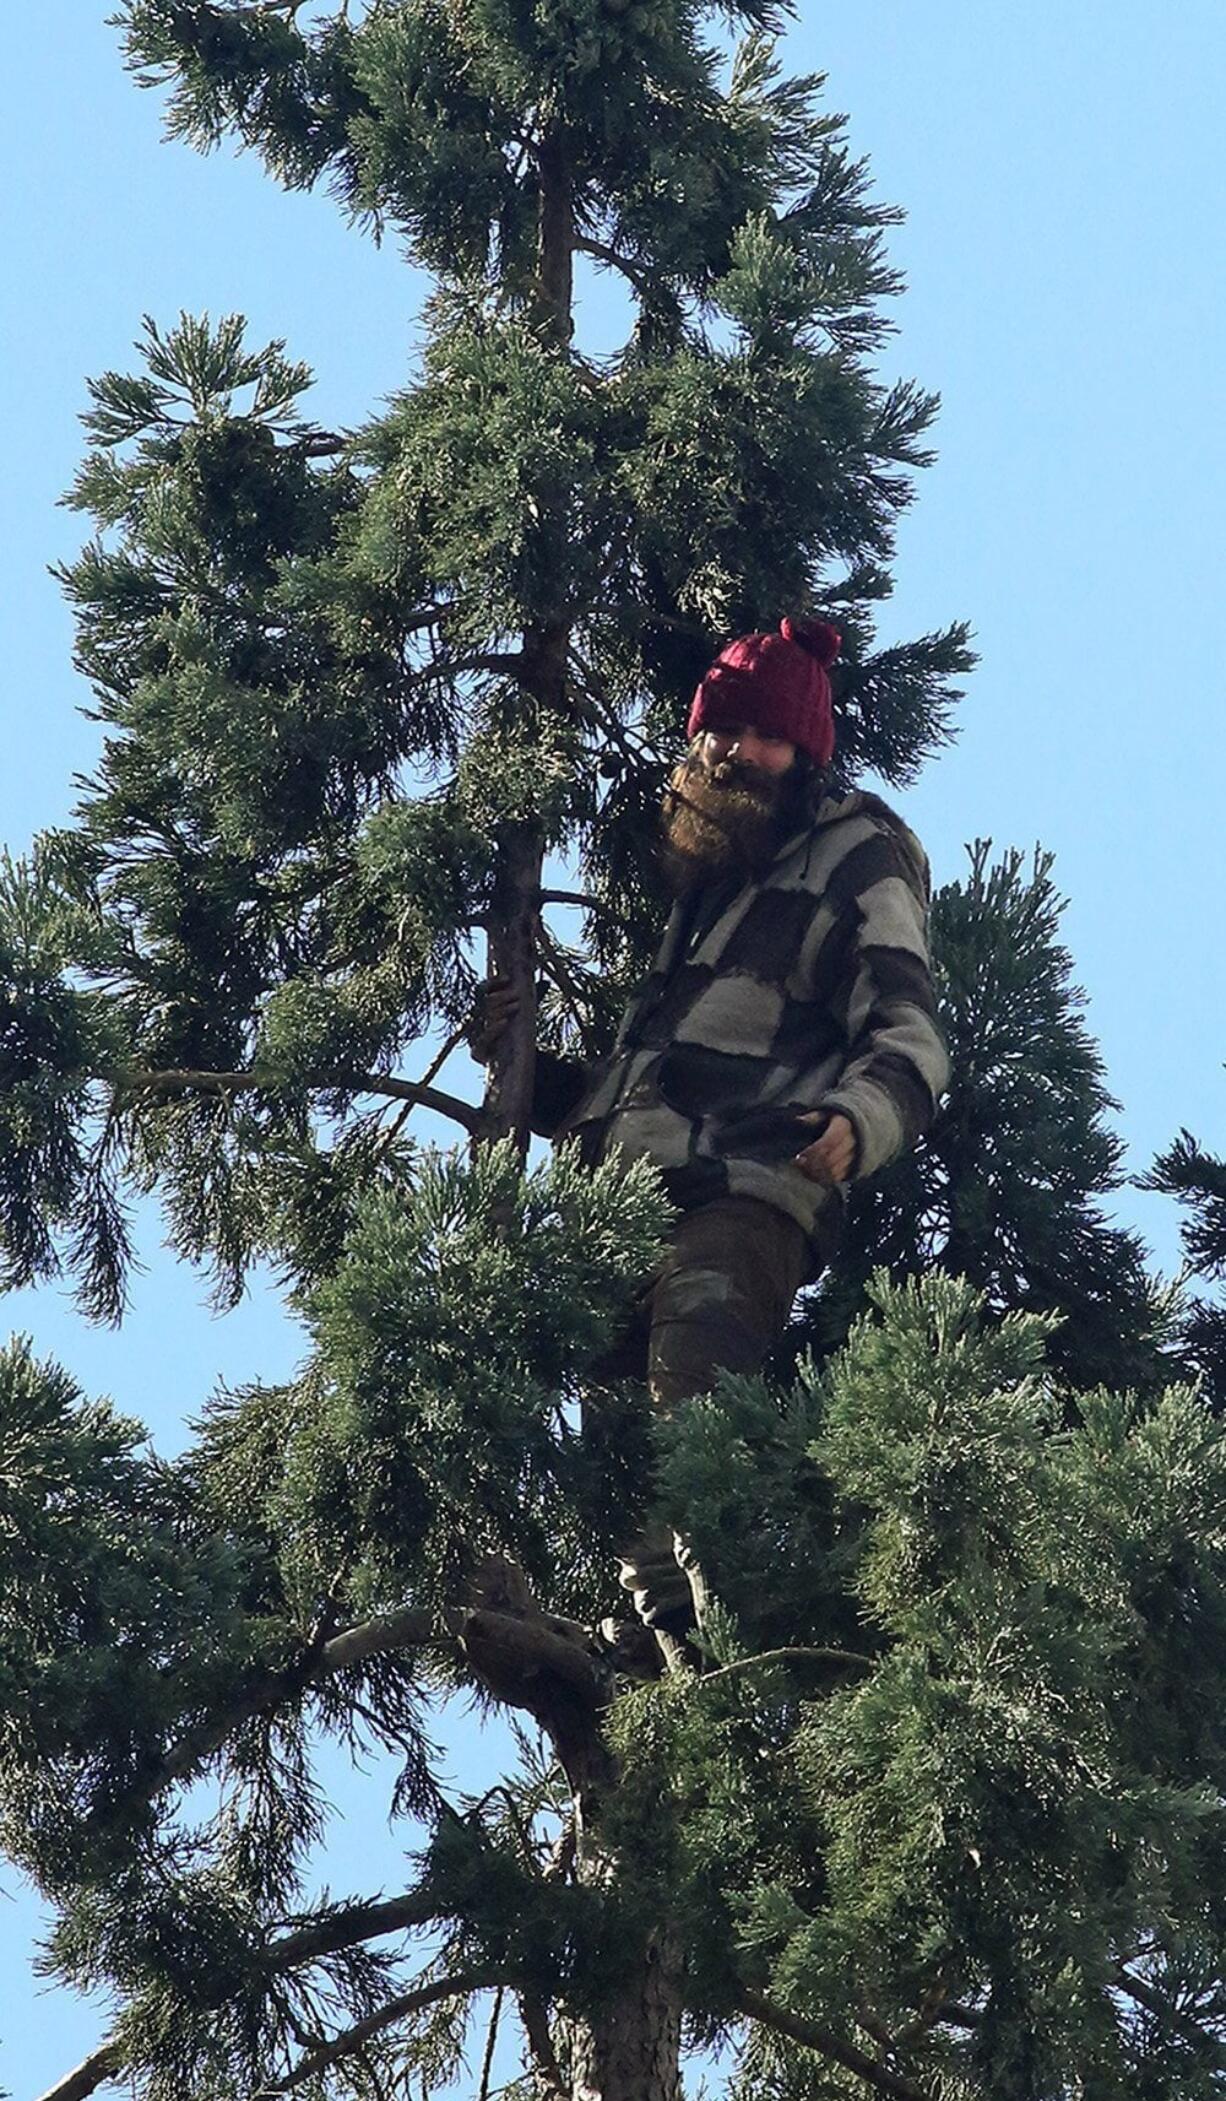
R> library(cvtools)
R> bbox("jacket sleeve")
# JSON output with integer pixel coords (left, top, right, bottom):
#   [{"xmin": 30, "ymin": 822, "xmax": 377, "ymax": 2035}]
[
  {"xmin": 531, "ymin": 1049, "xmax": 596, "ymax": 1140},
  {"xmin": 815, "ymin": 836, "xmax": 949, "ymax": 1182}
]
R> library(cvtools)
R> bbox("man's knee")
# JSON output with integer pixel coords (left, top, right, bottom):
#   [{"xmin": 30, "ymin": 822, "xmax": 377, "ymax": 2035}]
[
  {"xmin": 650, "ymin": 1283, "xmax": 768, "ymax": 1408},
  {"xmin": 647, "ymin": 1198, "xmax": 810, "ymax": 1409}
]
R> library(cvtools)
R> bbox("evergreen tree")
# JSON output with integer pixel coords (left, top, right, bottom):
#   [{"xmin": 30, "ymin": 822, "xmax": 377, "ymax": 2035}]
[
  {"xmin": 1145, "ymin": 1123, "xmax": 1226, "ymax": 1407},
  {"xmin": 2, "ymin": 6, "xmax": 1223, "ymax": 2100}
]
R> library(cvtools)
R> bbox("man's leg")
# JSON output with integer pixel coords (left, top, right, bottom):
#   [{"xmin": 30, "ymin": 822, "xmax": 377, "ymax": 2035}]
[
  {"xmin": 647, "ymin": 1196, "xmax": 811, "ymax": 1407},
  {"xmin": 618, "ymin": 1196, "xmax": 812, "ymax": 1649}
]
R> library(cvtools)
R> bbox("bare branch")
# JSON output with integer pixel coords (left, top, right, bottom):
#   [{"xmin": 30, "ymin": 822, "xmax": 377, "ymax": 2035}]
[
  {"xmin": 263, "ymin": 1886, "xmax": 446, "ymax": 1974},
  {"xmin": 255, "ymin": 1969, "xmax": 512, "ymax": 2096},
  {"xmin": 404, "ymin": 647, "xmax": 525, "ymax": 687},
  {"xmin": 540, "ymin": 887, "xmax": 600, "ymax": 912},
  {"xmin": 418, "ymin": 1024, "xmax": 468, "ymax": 1090},
  {"xmin": 383, "ymin": 1024, "xmax": 470, "ymax": 1142},
  {"xmin": 889, "ymin": 1986, "xmax": 981, "ymax": 2046},
  {"xmin": 35, "ymin": 2045, "xmax": 123, "ymax": 2101},
  {"xmin": 293, "ymin": 430, "xmax": 346, "ymax": 457},
  {"xmin": 117, "ymin": 1066, "xmax": 489, "ymax": 1137},
  {"xmin": 137, "ymin": 1606, "xmax": 442, "ymax": 1810},
  {"xmin": 699, "ymin": 1645, "xmax": 875, "ymax": 1689},
  {"xmin": 1115, "ymin": 1966, "xmax": 1226, "ymax": 2067},
  {"xmin": 740, "ymin": 1989, "xmax": 930, "ymax": 2101},
  {"xmin": 478, "ymin": 1984, "xmax": 505, "ymax": 2100},
  {"xmin": 402, "ymin": 600, "xmax": 463, "ymax": 633},
  {"xmin": 565, "ymin": 646, "xmax": 666, "ymax": 767},
  {"xmin": 539, "ymin": 888, "xmax": 639, "ymax": 944},
  {"xmin": 575, "ymin": 235, "xmax": 655, "ymax": 301},
  {"xmin": 536, "ymin": 922, "xmax": 600, "ymax": 1053},
  {"xmin": 518, "ymin": 1990, "xmax": 568, "ymax": 2098}
]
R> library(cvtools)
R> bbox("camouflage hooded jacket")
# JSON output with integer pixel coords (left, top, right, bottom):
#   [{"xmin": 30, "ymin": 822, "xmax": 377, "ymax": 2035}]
[{"xmin": 535, "ymin": 789, "xmax": 950, "ymax": 1260}]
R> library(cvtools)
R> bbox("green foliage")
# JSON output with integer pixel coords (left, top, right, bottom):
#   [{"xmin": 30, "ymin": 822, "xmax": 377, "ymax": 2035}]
[
  {"xmin": 7, "ymin": 5, "xmax": 1217, "ymax": 2098},
  {"xmin": 0, "ymin": 849, "xmax": 136, "ymax": 1316},
  {"xmin": 280, "ymin": 1137, "xmax": 673, "ymax": 1617},
  {"xmin": 609, "ymin": 1277, "xmax": 1226, "ymax": 2092},
  {"xmin": 0, "ymin": 1339, "xmax": 263, "ymax": 1890},
  {"xmin": 29, "ymin": 5, "xmax": 974, "ymax": 1322},
  {"xmin": 8, "ymin": 1198, "xmax": 1226, "ymax": 2096},
  {"xmin": 1145, "ymin": 1127, "xmax": 1226, "ymax": 1408},
  {"xmin": 650, "ymin": 1368, "xmax": 860, "ymax": 1657},
  {"xmin": 792, "ymin": 1279, "xmax": 1226, "ymax": 2093}
]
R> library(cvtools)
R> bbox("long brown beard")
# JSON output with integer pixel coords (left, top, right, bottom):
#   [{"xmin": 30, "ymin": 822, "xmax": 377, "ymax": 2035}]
[{"xmin": 659, "ymin": 751, "xmax": 797, "ymax": 898}]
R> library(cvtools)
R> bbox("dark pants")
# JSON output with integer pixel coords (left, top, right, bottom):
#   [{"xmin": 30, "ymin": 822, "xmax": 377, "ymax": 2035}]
[
  {"xmin": 597, "ymin": 1194, "xmax": 812, "ymax": 1409},
  {"xmin": 593, "ymin": 1196, "xmax": 813, "ymax": 1639}
]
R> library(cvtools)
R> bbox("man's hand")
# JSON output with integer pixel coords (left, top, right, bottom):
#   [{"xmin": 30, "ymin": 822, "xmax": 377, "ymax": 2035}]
[
  {"xmin": 467, "ymin": 978, "xmax": 521, "ymax": 1065},
  {"xmin": 794, "ymin": 1110, "xmax": 857, "ymax": 1186}
]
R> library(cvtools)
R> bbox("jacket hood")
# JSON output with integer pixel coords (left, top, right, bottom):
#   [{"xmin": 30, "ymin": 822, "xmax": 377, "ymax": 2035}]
[{"xmin": 774, "ymin": 787, "xmax": 931, "ymax": 896}]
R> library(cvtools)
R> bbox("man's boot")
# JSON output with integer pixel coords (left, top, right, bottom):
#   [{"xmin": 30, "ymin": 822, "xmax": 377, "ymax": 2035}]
[{"xmin": 615, "ymin": 1519, "xmax": 710, "ymax": 1673}]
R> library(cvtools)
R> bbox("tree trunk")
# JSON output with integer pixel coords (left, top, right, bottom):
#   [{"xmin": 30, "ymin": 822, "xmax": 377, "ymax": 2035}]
[
  {"xmin": 565, "ymin": 1927, "xmax": 684, "ymax": 2101},
  {"xmin": 484, "ymin": 817, "xmax": 545, "ymax": 1148},
  {"xmin": 477, "ymin": 116, "xmax": 687, "ymax": 2101},
  {"xmin": 481, "ymin": 118, "xmax": 578, "ymax": 1155},
  {"xmin": 460, "ymin": 1565, "xmax": 686, "ymax": 2101}
]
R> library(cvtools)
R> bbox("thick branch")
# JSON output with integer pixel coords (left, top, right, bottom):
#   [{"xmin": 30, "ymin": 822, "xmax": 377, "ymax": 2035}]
[
  {"xmin": 257, "ymin": 1968, "xmax": 512, "ymax": 2096},
  {"xmin": 315, "ymin": 1604, "xmax": 439, "ymax": 1675},
  {"xmin": 1115, "ymin": 1967, "xmax": 1226, "ymax": 2066},
  {"xmin": 519, "ymin": 1990, "xmax": 568, "ymax": 2098},
  {"xmin": 36, "ymin": 2046, "xmax": 123, "ymax": 2101},
  {"xmin": 479, "ymin": 121, "xmax": 575, "ymax": 1149},
  {"xmin": 453, "ymin": 1561, "xmax": 615, "ymax": 1802},
  {"xmin": 740, "ymin": 1989, "xmax": 930, "ymax": 2101},
  {"xmin": 482, "ymin": 822, "xmax": 544, "ymax": 1150},
  {"xmin": 119, "ymin": 1066, "xmax": 488, "ymax": 1137},
  {"xmin": 533, "ymin": 125, "xmax": 575, "ymax": 342},
  {"xmin": 137, "ymin": 1606, "xmax": 440, "ymax": 1809},
  {"xmin": 575, "ymin": 234, "xmax": 655, "ymax": 302},
  {"xmin": 264, "ymin": 1886, "xmax": 445, "ymax": 1975},
  {"xmin": 454, "ymin": 1604, "xmax": 604, "ymax": 1704}
]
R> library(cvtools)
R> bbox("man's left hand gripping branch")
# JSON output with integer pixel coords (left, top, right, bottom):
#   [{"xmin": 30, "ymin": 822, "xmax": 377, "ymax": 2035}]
[{"xmin": 472, "ymin": 619, "xmax": 949, "ymax": 1673}]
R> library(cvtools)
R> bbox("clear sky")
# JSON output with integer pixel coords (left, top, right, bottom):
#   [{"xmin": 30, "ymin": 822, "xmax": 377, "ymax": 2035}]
[{"xmin": 2, "ymin": 4, "xmax": 1224, "ymax": 2094}]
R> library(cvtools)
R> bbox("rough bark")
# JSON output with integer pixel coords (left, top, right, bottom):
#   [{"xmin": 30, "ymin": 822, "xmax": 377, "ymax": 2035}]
[
  {"xmin": 484, "ymin": 816, "xmax": 546, "ymax": 1148},
  {"xmin": 482, "ymin": 119, "xmax": 577, "ymax": 1154},
  {"xmin": 458, "ymin": 1559, "xmax": 685, "ymax": 2101},
  {"xmin": 564, "ymin": 1929, "xmax": 684, "ymax": 2101}
]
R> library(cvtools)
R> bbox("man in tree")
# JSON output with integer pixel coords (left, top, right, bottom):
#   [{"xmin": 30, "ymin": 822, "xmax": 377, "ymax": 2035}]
[{"xmin": 476, "ymin": 615, "xmax": 950, "ymax": 1652}]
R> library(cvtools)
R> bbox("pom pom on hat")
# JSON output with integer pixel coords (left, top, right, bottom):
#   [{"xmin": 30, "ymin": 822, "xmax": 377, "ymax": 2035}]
[
  {"xmin": 686, "ymin": 615, "xmax": 841, "ymax": 766},
  {"xmin": 780, "ymin": 616, "xmax": 841, "ymax": 668}
]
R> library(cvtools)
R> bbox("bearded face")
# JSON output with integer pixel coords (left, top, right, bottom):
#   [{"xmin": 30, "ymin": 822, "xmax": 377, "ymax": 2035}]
[{"xmin": 659, "ymin": 744, "xmax": 809, "ymax": 897}]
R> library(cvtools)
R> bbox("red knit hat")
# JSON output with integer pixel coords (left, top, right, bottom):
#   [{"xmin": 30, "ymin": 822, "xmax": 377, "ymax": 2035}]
[{"xmin": 686, "ymin": 617, "xmax": 841, "ymax": 766}]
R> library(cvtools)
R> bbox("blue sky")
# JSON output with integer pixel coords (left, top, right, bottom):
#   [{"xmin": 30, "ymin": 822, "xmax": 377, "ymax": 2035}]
[{"xmin": 2, "ymin": 3, "xmax": 1224, "ymax": 2093}]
